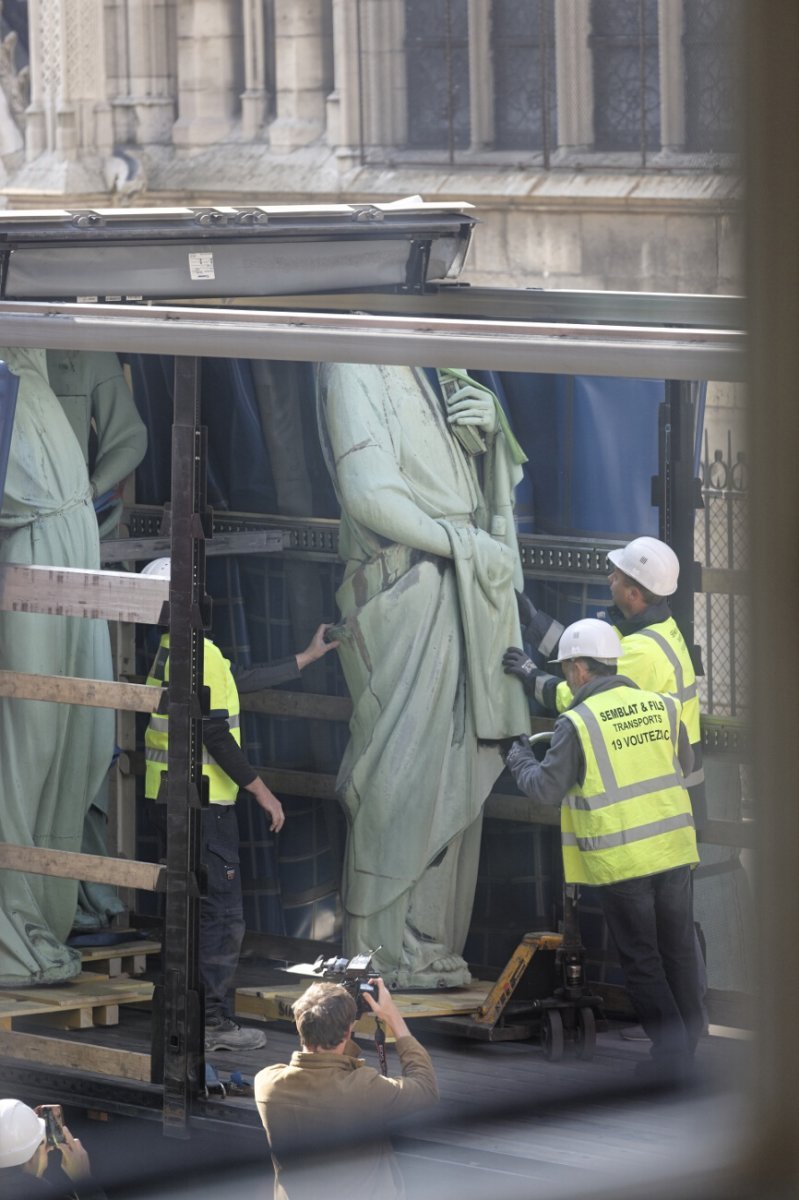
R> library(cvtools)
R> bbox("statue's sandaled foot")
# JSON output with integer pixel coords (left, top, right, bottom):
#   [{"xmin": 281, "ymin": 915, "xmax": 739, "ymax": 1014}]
[{"xmin": 390, "ymin": 927, "xmax": 472, "ymax": 990}]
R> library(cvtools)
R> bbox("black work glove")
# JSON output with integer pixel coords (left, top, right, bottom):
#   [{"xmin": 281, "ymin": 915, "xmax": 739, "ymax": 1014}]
[
  {"xmin": 515, "ymin": 589, "xmax": 538, "ymax": 634},
  {"xmin": 515, "ymin": 590, "xmax": 564, "ymax": 661},
  {"xmin": 502, "ymin": 646, "xmax": 540, "ymax": 695},
  {"xmin": 504, "ymin": 736, "xmax": 533, "ymax": 770}
]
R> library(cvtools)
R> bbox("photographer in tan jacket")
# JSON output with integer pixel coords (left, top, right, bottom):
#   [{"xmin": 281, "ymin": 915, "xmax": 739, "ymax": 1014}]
[{"xmin": 254, "ymin": 978, "xmax": 439, "ymax": 1200}]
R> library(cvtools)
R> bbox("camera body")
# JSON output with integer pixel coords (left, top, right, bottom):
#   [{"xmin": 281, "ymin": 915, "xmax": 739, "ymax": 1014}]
[{"xmin": 312, "ymin": 950, "xmax": 378, "ymax": 1016}]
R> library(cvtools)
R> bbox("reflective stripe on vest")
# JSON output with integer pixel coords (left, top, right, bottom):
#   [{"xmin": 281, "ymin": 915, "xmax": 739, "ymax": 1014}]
[
  {"xmin": 144, "ymin": 633, "xmax": 241, "ymax": 804},
  {"xmin": 561, "ymin": 686, "xmax": 698, "ymax": 886},
  {"xmin": 628, "ymin": 621, "xmax": 700, "ymax": 742}
]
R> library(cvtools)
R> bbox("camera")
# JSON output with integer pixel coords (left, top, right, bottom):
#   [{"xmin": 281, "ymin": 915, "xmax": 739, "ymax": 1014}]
[{"xmin": 312, "ymin": 950, "xmax": 379, "ymax": 1016}]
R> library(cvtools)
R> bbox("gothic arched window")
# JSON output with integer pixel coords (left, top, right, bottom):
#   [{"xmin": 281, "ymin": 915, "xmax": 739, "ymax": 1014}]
[
  {"xmin": 492, "ymin": 0, "xmax": 557, "ymax": 152},
  {"xmin": 405, "ymin": 0, "xmax": 470, "ymax": 150},
  {"xmin": 590, "ymin": 0, "xmax": 661, "ymax": 154},
  {"xmin": 683, "ymin": 0, "xmax": 742, "ymax": 154}
]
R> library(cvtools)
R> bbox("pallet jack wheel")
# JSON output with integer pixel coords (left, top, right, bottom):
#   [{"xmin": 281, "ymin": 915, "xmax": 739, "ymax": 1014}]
[
  {"xmin": 576, "ymin": 1007, "xmax": 596, "ymax": 1061},
  {"xmin": 542, "ymin": 1009, "xmax": 564, "ymax": 1061}
]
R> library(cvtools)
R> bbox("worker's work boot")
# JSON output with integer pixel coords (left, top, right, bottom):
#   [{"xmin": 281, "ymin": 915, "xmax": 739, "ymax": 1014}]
[{"xmin": 204, "ymin": 1018, "xmax": 267, "ymax": 1052}]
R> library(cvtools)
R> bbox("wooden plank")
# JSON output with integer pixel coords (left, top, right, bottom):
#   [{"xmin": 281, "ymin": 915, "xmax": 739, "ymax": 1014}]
[
  {"xmin": 2, "ymin": 972, "xmax": 154, "ymax": 1008},
  {"xmin": 242, "ymin": 690, "xmax": 352, "ymax": 722},
  {"xmin": 259, "ymin": 767, "xmax": 339, "ymax": 800},
  {"xmin": 0, "ymin": 997, "xmax": 72, "ymax": 1027},
  {"xmin": 0, "ymin": 563, "xmax": 167, "ymax": 624},
  {"xmin": 0, "ymin": 670, "xmax": 161, "ymax": 713},
  {"xmin": 236, "ymin": 979, "xmax": 492, "ymax": 1038},
  {"xmin": 0, "ymin": 844, "xmax": 165, "ymax": 892},
  {"xmin": 485, "ymin": 794, "xmax": 560, "ymax": 827},
  {"xmin": 242, "ymin": 694, "xmax": 558, "ymax": 729},
  {"xmin": 0, "ymin": 1030, "xmax": 151, "ymax": 1081},
  {"xmin": 30, "ymin": 1007, "xmax": 95, "ymax": 1030},
  {"xmin": 79, "ymin": 940, "xmax": 161, "ymax": 978}
]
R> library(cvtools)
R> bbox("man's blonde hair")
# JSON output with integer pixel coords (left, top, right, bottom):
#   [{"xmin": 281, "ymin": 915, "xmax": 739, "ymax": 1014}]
[{"xmin": 292, "ymin": 982, "xmax": 357, "ymax": 1049}]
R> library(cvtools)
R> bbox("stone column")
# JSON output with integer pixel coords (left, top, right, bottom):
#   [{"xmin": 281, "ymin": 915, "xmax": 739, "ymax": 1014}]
[
  {"xmin": 241, "ymin": 0, "xmax": 268, "ymax": 140},
  {"xmin": 23, "ymin": 0, "xmax": 50, "ymax": 159},
  {"xmin": 269, "ymin": 0, "xmax": 329, "ymax": 150},
  {"xmin": 328, "ymin": 0, "xmax": 361, "ymax": 165},
  {"xmin": 173, "ymin": 0, "xmax": 243, "ymax": 148},
  {"xmin": 554, "ymin": 0, "xmax": 593, "ymax": 152},
  {"xmin": 658, "ymin": 0, "xmax": 685, "ymax": 152},
  {"xmin": 25, "ymin": 0, "xmax": 112, "ymax": 161},
  {"xmin": 468, "ymin": 0, "xmax": 493, "ymax": 151},
  {"xmin": 359, "ymin": 0, "xmax": 406, "ymax": 150},
  {"xmin": 115, "ymin": 0, "xmax": 177, "ymax": 146}
]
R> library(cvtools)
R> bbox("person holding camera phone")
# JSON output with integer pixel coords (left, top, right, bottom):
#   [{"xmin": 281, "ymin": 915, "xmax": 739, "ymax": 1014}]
[
  {"xmin": 0, "ymin": 1099, "xmax": 105, "ymax": 1200},
  {"xmin": 254, "ymin": 977, "xmax": 439, "ymax": 1199}
]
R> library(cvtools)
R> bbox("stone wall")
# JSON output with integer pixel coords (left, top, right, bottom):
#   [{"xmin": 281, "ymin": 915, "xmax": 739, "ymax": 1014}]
[{"xmin": 0, "ymin": 0, "xmax": 743, "ymax": 296}]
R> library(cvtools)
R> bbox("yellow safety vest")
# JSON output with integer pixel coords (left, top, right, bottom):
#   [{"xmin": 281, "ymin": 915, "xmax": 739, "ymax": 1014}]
[
  {"xmin": 560, "ymin": 684, "xmax": 698, "ymax": 886},
  {"xmin": 556, "ymin": 617, "xmax": 700, "ymax": 741},
  {"xmin": 144, "ymin": 633, "xmax": 242, "ymax": 805}
]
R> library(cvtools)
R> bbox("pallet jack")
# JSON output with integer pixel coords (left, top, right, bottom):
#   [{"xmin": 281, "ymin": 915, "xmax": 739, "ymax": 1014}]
[
  {"xmin": 469, "ymin": 883, "xmax": 604, "ymax": 1060},
  {"xmin": 436, "ymin": 881, "xmax": 603, "ymax": 1060},
  {"xmin": 440, "ymin": 734, "xmax": 604, "ymax": 1059}
]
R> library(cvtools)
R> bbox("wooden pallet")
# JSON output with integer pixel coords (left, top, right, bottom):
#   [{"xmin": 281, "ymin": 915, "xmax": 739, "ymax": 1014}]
[
  {"xmin": 78, "ymin": 938, "xmax": 161, "ymax": 979},
  {"xmin": 235, "ymin": 979, "xmax": 491, "ymax": 1039},
  {"xmin": 0, "ymin": 971, "xmax": 153, "ymax": 1031}
]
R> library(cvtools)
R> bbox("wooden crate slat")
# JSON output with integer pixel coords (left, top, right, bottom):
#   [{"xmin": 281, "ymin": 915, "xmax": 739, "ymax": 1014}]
[
  {"xmin": 0, "ymin": 843, "xmax": 164, "ymax": 892},
  {"xmin": 0, "ymin": 1030, "xmax": 151, "ymax": 1081},
  {"xmin": 0, "ymin": 562, "xmax": 167, "ymax": 623},
  {"xmin": 0, "ymin": 670, "xmax": 161, "ymax": 714}
]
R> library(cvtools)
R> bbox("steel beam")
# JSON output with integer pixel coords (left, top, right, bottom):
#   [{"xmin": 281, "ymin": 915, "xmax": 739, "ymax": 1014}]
[
  {"xmin": 0, "ymin": 300, "xmax": 746, "ymax": 381},
  {"xmin": 157, "ymin": 357, "xmax": 206, "ymax": 1137},
  {"xmin": 214, "ymin": 285, "xmax": 746, "ymax": 330}
]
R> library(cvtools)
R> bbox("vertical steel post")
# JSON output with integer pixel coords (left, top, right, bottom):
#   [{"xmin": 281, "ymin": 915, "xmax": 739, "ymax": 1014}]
[
  {"xmin": 155, "ymin": 356, "xmax": 208, "ymax": 1136},
  {"xmin": 654, "ymin": 380, "xmax": 702, "ymax": 660},
  {"xmin": 445, "ymin": 0, "xmax": 456, "ymax": 164},
  {"xmin": 540, "ymin": 0, "xmax": 551, "ymax": 170},
  {"xmin": 638, "ymin": 0, "xmax": 648, "ymax": 168}
]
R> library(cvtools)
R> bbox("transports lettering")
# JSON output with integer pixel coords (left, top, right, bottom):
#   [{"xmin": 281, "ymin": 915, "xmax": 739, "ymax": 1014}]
[{"xmin": 610, "ymin": 713, "xmax": 665, "ymax": 731}]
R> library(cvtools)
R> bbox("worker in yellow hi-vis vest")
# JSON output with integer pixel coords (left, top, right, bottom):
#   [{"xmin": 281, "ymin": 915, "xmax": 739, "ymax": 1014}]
[
  {"xmin": 504, "ymin": 618, "xmax": 703, "ymax": 1081},
  {"xmin": 142, "ymin": 558, "xmax": 338, "ymax": 1054}
]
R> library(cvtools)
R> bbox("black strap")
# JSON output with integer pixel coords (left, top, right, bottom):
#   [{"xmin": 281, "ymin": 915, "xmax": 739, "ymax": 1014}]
[{"xmin": 373, "ymin": 1018, "xmax": 388, "ymax": 1077}]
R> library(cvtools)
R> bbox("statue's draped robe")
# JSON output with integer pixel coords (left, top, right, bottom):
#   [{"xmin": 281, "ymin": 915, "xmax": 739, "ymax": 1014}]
[
  {"xmin": 0, "ymin": 348, "xmax": 114, "ymax": 984},
  {"xmin": 46, "ymin": 349, "xmax": 147, "ymax": 928},
  {"xmin": 317, "ymin": 364, "xmax": 530, "ymax": 987}
]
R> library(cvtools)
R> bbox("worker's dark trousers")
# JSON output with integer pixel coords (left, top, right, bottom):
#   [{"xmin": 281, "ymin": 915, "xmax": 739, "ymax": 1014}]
[
  {"xmin": 200, "ymin": 804, "xmax": 246, "ymax": 1024},
  {"xmin": 149, "ymin": 802, "xmax": 245, "ymax": 1024},
  {"xmin": 596, "ymin": 865, "xmax": 704, "ymax": 1062}
]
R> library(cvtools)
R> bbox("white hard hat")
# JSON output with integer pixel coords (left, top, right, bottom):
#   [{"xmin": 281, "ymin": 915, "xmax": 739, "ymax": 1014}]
[
  {"xmin": 607, "ymin": 536, "xmax": 679, "ymax": 597},
  {"xmin": 0, "ymin": 1099, "xmax": 46, "ymax": 1168},
  {"xmin": 551, "ymin": 618, "xmax": 622, "ymax": 665},
  {"xmin": 141, "ymin": 557, "xmax": 171, "ymax": 580}
]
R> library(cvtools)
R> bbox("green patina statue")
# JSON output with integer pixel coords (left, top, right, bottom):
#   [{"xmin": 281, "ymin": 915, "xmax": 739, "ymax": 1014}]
[
  {"xmin": 317, "ymin": 363, "xmax": 530, "ymax": 989},
  {"xmin": 0, "ymin": 348, "xmax": 115, "ymax": 985}
]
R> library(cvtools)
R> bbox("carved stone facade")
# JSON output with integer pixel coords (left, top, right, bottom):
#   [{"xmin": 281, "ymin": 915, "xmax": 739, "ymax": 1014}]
[{"xmin": 0, "ymin": 0, "xmax": 743, "ymax": 294}]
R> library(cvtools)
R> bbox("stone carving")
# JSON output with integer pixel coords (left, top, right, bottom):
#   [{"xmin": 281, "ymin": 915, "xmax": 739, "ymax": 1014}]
[
  {"xmin": 317, "ymin": 363, "xmax": 530, "ymax": 989},
  {"xmin": 0, "ymin": 348, "xmax": 114, "ymax": 985}
]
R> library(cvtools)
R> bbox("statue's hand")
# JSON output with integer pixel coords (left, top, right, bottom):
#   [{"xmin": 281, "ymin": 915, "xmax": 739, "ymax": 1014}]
[{"xmin": 444, "ymin": 383, "xmax": 498, "ymax": 435}]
